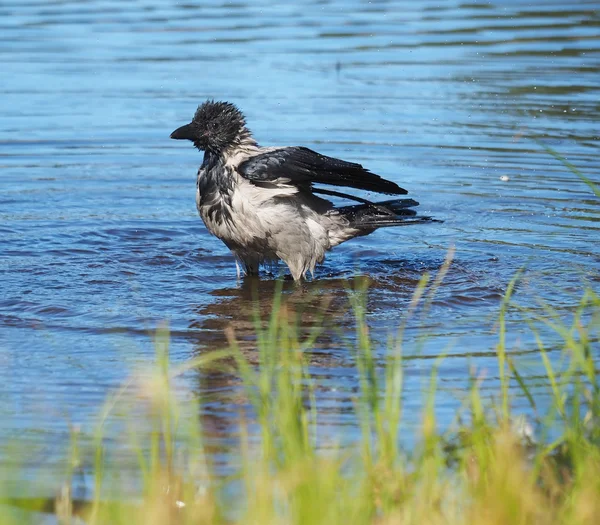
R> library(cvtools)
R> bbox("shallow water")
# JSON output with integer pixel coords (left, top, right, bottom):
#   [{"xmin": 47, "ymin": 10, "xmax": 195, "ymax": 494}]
[{"xmin": 1, "ymin": 0, "xmax": 599, "ymax": 498}]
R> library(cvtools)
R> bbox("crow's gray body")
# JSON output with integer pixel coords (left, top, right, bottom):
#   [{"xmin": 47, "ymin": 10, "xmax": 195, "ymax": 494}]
[
  {"xmin": 196, "ymin": 143, "xmax": 360, "ymax": 280},
  {"xmin": 171, "ymin": 100, "xmax": 436, "ymax": 281}
]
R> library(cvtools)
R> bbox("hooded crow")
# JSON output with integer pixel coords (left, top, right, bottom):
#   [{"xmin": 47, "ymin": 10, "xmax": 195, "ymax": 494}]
[{"xmin": 171, "ymin": 100, "xmax": 437, "ymax": 281}]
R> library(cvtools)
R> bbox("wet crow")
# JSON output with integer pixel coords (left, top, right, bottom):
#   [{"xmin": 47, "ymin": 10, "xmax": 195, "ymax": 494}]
[{"xmin": 171, "ymin": 100, "xmax": 436, "ymax": 281}]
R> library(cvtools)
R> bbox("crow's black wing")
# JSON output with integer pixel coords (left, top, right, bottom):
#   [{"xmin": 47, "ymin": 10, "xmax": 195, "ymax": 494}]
[{"xmin": 238, "ymin": 147, "xmax": 407, "ymax": 195}]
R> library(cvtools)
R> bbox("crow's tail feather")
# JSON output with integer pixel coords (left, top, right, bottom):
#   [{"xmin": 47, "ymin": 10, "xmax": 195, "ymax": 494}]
[{"xmin": 338, "ymin": 198, "xmax": 441, "ymax": 229}]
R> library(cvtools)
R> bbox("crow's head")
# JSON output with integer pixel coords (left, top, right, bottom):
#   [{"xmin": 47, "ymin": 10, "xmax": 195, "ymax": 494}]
[{"xmin": 171, "ymin": 100, "xmax": 249, "ymax": 153}]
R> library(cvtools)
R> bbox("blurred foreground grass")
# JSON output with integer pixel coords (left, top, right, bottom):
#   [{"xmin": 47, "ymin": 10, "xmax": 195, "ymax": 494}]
[{"xmin": 1, "ymin": 257, "xmax": 599, "ymax": 525}]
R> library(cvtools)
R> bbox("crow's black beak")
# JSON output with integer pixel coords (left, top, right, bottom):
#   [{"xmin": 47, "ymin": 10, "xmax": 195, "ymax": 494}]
[{"xmin": 170, "ymin": 123, "xmax": 195, "ymax": 140}]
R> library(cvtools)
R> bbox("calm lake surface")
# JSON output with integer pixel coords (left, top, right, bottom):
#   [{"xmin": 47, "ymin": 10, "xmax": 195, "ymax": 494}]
[{"xmin": 1, "ymin": 0, "xmax": 599, "ymax": 498}]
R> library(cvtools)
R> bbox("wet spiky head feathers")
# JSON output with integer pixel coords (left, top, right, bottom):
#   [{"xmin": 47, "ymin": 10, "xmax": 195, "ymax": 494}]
[{"xmin": 171, "ymin": 100, "xmax": 252, "ymax": 153}]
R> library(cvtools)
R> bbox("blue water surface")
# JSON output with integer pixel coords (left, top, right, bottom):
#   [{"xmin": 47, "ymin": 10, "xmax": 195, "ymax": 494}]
[{"xmin": 0, "ymin": 0, "xmax": 599, "ymax": 499}]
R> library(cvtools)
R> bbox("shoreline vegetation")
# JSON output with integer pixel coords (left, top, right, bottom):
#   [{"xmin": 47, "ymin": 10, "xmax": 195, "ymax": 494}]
[
  {"xmin": 1, "ymin": 259, "xmax": 599, "ymax": 524},
  {"xmin": 1, "ymin": 147, "xmax": 598, "ymax": 524}
]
